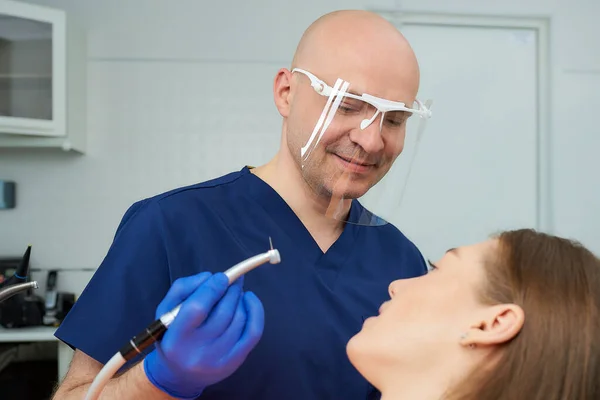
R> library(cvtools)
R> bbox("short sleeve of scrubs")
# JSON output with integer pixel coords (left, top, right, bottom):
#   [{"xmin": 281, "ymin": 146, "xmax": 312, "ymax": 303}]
[{"xmin": 54, "ymin": 199, "xmax": 173, "ymax": 366}]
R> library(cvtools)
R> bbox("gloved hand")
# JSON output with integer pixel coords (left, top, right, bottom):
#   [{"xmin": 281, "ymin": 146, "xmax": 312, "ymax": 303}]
[{"xmin": 143, "ymin": 271, "xmax": 264, "ymax": 399}]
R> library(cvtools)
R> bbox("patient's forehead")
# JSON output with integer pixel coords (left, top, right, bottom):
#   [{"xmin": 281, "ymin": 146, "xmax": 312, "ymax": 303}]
[
  {"xmin": 448, "ymin": 239, "xmax": 498, "ymax": 283},
  {"xmin": 462, "ymin": 239, "xmax": 497, "ymax": 257}
]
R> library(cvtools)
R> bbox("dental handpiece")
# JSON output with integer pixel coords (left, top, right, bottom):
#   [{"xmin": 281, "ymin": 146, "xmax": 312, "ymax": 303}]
[
  {"xmin": 0, "ymin": 281, "xmax": 38, "ymax": 303},
  {"xmin": 118, "ymin": 248, "xmax": 281, "ymax": 362}
]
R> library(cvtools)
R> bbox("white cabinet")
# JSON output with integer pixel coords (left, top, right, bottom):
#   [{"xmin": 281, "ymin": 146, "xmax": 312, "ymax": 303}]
[{"xmin": 0, "ymin": 0, "xmax": 86, "ymax": 152}]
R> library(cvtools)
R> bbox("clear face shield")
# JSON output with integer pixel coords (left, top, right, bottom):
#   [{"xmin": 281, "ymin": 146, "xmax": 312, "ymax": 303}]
[{"xmin": 292, "ymin": 68, "xmax": 432, "ymax": 226}]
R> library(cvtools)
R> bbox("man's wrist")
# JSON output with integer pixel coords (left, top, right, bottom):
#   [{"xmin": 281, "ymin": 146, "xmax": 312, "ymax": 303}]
[
  {"xmin": 127, "ymin": 359, "xmax": 181, "ymax": 400},
  {"xmin": 141, "ymin": 354, "xmax": 204, "ymax": 400}
]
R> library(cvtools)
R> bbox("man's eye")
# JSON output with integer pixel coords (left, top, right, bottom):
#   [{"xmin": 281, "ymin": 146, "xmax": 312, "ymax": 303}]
[
  {"xmin": 385, "ymin": 111, "xmax": 408, "ymax": 126},
  {"xmin": 339, "ymin": 104, "xmax": 358, "ymax": 112},
  {"xmin": 385, "ymin": 118, "xmax": 404, "ymax": 127}
]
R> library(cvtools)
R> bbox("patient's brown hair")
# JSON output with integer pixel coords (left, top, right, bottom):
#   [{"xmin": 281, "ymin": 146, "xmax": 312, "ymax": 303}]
[{"xmin": 449, "ymin": 228, "xmax": 600, "ymax": 400}]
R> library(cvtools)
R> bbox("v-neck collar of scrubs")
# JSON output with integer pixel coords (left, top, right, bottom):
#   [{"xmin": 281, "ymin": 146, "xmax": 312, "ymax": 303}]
[{"xmin": 238, "ymin": 166, "xmax": 363, "ymax": 271}]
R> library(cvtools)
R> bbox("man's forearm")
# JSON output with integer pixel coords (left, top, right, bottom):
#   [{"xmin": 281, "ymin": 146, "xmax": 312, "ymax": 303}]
[{"xmin": 54, "ymin": 362, "xmax": 177, "ymax": 400}]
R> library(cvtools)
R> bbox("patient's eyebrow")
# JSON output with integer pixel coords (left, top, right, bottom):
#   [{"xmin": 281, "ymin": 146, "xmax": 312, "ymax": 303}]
[{"xmin": 446, "ymin": 247, "xmax": 460, "ymax": 257}]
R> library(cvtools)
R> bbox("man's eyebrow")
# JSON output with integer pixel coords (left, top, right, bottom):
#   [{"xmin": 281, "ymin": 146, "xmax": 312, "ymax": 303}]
[
  {"xmin": 343, "ymin": 90, "xmax": 412, "ymax": 105},
  {"xmin": 339, "ymin": 88, "xmax": 362, "ymax": 97}
]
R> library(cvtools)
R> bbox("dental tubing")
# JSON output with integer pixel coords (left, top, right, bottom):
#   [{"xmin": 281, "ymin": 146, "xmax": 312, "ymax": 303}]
[{"xmin": 84, "ymin": 248, "xmax": 281, "ymax": 400}]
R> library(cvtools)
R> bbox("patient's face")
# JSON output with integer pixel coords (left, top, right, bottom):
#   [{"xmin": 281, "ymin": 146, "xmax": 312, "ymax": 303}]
[{"xmin": 346, "ymin": 239, "xmax": 496, "ymax": 389}]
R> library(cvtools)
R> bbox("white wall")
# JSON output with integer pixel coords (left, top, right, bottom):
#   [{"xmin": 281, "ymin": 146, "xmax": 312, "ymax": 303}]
[{"xmin": 0, "ymin": 0, "xmax": 598, "ymax": 292}]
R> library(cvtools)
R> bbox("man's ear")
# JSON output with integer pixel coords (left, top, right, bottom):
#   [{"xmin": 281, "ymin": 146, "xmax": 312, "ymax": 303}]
[
  {"xmin": 460, "ymin": 304, "xmax": 525, "ymax": 348},
  {"xmin": 273, "ymin": 68, "xmax": 293, "ymax": 117}
]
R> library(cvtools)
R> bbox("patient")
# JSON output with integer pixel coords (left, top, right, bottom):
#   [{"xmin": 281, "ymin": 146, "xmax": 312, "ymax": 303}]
[{"xmin": 347, "ymin": 228, "xmax": 600, "ymax": 400}]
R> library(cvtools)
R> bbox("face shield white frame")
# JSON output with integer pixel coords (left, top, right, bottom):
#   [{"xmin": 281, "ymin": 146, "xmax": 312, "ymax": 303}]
[
  {"xmin": 292, "ymin": 68, "xmax": 431, "ymax": 125},
  {"xmin": 292, "ymin": 68, "xmax": 432, "ymax": 164}
]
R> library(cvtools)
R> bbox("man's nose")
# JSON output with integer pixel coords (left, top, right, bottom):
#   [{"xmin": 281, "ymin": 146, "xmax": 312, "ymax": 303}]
[{"xmin": 349, "ymin": 113, "xmax": 385, "ymax": 154}]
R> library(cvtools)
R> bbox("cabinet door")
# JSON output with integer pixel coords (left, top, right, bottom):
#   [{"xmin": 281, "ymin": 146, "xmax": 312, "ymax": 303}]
[{"xmin": 0, "ymin": 0, "xmax": 65, "ymax": 137}]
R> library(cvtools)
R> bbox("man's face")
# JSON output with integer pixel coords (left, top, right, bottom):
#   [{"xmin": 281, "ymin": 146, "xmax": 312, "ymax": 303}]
[{"xmin": 286, "ymin": 68, "xmax": 416, "ymax": 200}]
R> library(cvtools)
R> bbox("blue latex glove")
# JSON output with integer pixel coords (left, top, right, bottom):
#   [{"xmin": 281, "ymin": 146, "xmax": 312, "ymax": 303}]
[{"xmin": 143, "ymin": 272, "xmax": 264, "ymax": 399}]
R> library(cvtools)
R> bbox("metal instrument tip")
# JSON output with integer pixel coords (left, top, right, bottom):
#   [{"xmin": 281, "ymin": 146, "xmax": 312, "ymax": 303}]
[{"xmin": 269, "ymin": 236, "xmax": 273, "ymax": 250}]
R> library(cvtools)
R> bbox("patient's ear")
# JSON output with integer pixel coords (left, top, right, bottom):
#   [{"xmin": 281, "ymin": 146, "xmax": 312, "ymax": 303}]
[{"xmin": 460, "ymin": 304, "xmax": 525, "ymax": 348}]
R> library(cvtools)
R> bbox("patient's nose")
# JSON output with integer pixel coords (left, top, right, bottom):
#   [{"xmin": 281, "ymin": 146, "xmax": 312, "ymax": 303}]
[{"xmin": 388, "ymin": 280, "xmax": 400, "ymax": 297}]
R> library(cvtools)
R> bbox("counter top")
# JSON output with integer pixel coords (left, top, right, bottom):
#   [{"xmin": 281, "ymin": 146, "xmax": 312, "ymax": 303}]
[{"xmin": 0, "ymin": 325, "xmax": 58, "ymax": 342}]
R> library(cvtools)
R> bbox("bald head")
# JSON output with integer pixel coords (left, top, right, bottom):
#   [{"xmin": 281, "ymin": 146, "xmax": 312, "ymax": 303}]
[
  {"xmin": 269, "ymin": 10, "xmax": 423, "ymax": 205},
  {"xmin": 291, "ymin": 10, "xmax": 420, "ymax": 101}
]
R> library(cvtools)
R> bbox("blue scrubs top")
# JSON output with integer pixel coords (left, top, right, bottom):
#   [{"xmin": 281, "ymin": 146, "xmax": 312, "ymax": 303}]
[{"xmin": 55, "ymin": 166, "xmax": 427, "ymax": 399}]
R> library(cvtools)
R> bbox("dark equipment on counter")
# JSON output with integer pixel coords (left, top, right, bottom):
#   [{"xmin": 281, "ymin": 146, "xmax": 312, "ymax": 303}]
[{"xmin": 0, "ymin": 245, "xmax": 44, "ymax": 328}]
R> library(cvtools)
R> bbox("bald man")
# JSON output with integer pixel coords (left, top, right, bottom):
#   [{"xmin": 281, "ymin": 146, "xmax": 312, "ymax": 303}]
[{"xmin": 52, "ymin": 10, "xmax": 430, "ymax": 400}]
